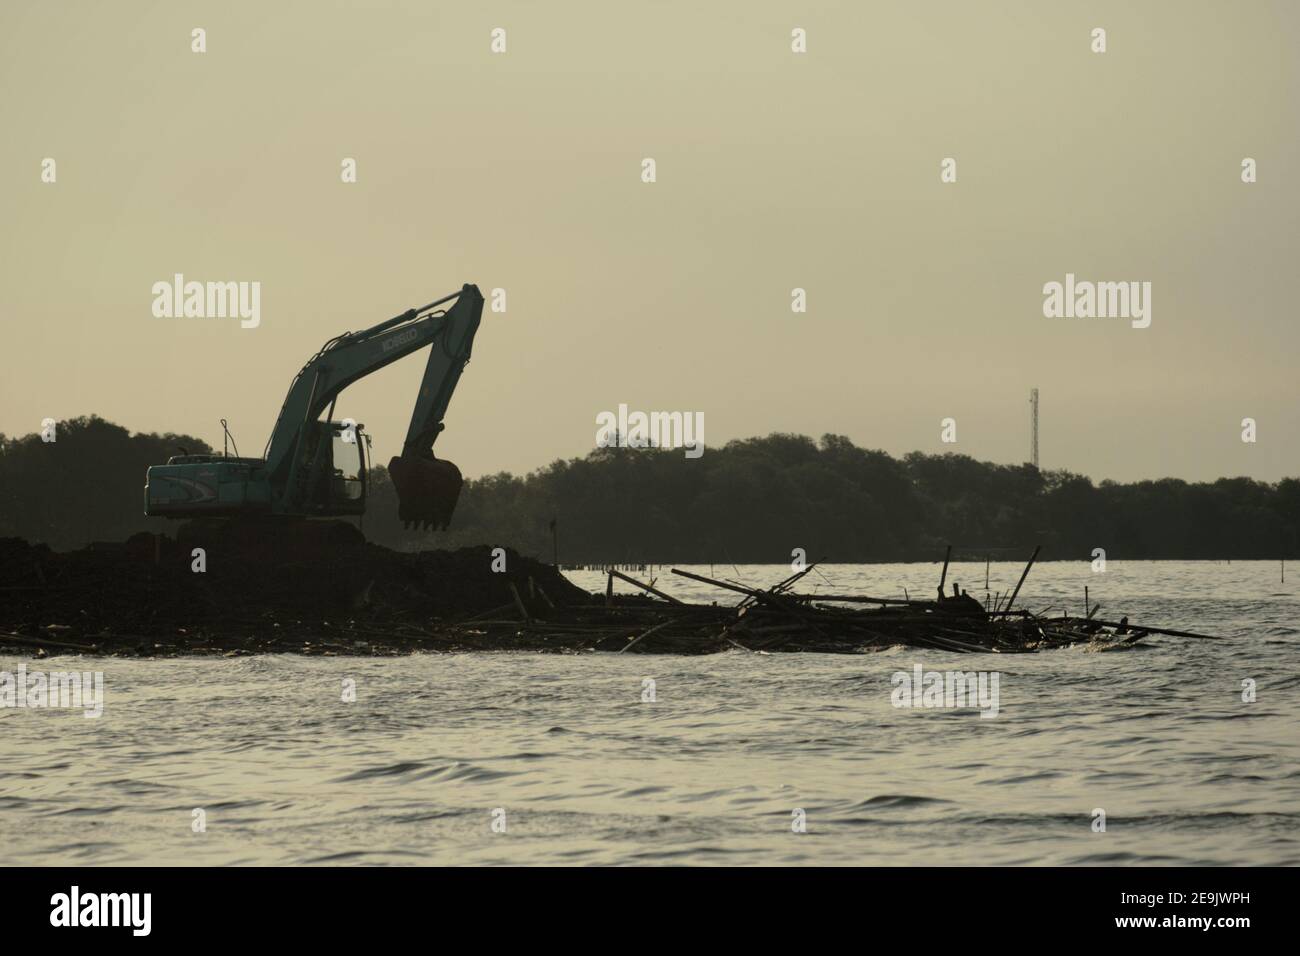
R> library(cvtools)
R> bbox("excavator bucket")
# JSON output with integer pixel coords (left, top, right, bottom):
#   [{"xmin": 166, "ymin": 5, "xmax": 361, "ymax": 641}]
[{"xmin": 388, "ymin": 455, "xmax": 464, "ymax": 531}]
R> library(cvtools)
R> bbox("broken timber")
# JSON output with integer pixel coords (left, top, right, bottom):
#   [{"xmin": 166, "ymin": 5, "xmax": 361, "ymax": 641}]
[{"xmin": 434, "ymin": 546, "xmax": 1223, "ymax": 655}]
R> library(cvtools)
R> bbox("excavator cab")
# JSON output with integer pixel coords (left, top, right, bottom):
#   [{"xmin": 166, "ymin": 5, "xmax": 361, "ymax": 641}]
[
  {"xmin": 330, "ymin": 426, "xmax": 367, "ymax": 506},
  {"xmin": 299, "ymin": 419, "xmax": 368, "ymax": 516}
]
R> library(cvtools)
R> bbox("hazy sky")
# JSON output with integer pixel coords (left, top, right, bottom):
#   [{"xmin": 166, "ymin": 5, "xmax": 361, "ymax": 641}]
[{"xmin": 2, "ymin": 1, "xmax": 1296, "ymax": 482}]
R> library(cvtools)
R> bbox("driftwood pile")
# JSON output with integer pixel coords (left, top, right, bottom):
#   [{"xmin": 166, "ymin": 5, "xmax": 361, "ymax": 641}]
[
  {"xmin": 0, "ymin": 534, "xmax": 1224, "ymax": 657},
  {"xmin": 443, "ymin": 548, "xmax": 1225, "ymax": 655}
]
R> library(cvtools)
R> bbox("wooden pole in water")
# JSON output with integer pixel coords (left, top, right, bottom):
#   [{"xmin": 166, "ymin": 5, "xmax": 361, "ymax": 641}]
[
  {"xmin": 937, "ymin": 544, "xmax": 952, "ymax": 600},
  {"xmin": 1002, "ymin": 544, "xmax": 1041, "ymax": 615},
  {"xmin": 985, "ymin": 554, "xmax": 990, "ymax": 590}
]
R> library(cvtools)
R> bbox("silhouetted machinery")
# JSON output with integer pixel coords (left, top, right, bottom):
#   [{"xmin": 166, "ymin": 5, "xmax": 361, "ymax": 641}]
[{"xmin": 144, "ymin": 284, "xmax": 484, "ymax": 541}]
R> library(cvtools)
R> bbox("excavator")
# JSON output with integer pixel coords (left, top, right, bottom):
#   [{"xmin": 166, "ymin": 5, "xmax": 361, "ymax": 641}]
[{"xmin": 144, "ymin": 283, "xmax": 484, "ymax": 545}]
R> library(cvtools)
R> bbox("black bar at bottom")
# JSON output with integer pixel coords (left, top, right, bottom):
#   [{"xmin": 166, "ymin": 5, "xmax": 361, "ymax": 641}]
[{"xmin": 1, "ymin": 865, "xmax": 1280, "ymax": 942}]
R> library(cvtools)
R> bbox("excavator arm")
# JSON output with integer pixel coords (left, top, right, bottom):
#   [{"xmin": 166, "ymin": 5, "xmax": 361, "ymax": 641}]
[{"xmin": 263, "ymin": 283, "xmax": 484, "ymax": 528}]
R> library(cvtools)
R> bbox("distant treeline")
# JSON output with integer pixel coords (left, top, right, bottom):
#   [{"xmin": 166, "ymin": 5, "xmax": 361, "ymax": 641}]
[
  {"xmin": 3, "ymin": 416, "xmax": 1297, "ymax": 560},
  {"xmin": 0, "ymin": 416, "xmax": 215, "ymax": 551}
]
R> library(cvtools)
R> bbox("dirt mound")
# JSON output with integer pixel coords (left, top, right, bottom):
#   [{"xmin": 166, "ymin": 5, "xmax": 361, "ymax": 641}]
[{"xmin": 0, "ymin": 533, "xmax": 588, "ymax": 656}]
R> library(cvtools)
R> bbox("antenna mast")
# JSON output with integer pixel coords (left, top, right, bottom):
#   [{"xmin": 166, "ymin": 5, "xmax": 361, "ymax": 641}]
[{"xmin": 1029, "ymin": 388, "xmax": 1039, "ymax": 469}]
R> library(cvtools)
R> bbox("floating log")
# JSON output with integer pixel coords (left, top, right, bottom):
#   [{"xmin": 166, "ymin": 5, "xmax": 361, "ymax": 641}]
[
  {"xmin": 1054, "ymin": 616, "xmax": 1225, "ymax": 641},
  {"xmin": 620, "ymin": 618, "xmax": 684, "ymax": 653},
  {"xmin": 608, "ymin": 568, "xmax": 685, "ymax": 605},
  {"xmin": 794, "ymin": 593, "xmax": 931, "ymax": 607},
  {"xmin": 0, "ymin": 631, "xmax": 97, "ymax": 652}
]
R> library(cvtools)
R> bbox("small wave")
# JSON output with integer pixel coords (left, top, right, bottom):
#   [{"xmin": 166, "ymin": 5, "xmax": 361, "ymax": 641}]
[
  {"xmin": 307, "ymin": 847, "xmax": 445, "ymax": 864},
  {"xmin": 333, "ymin": 759, "xmax": 517, "ymax": 785},
  {"xmin": 620, "ymin": 785, "xmax": 670, "ymax": 798},
  {"xmin": 850, "ymin": 794, "xmax": 952, "ymax": 810},
  {"xmin": 980, "ymin": 771, "xmax": 1065, "ymax": 785},
  {"xmin": 1062, "ymin": 850, "xmax": 1184, "ymax": 865},
  {"xmin": 42, "ymin": 805, "xmax": 126, "ymax": 817},
  {"xmin": 334, "ymin": 760, "xmax": 427, "ymax": 782}
]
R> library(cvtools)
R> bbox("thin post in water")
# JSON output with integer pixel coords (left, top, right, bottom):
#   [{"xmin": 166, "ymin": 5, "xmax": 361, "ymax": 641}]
[{"xmin": 1002, "ymin": 544, "xmax": 1042, "ymax": 615}]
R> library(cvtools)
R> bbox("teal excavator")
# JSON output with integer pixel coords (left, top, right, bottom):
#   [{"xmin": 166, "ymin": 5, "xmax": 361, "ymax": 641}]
[{"xmin": 144, "ymin": 284, "xmax": 484, "ymax": 539}]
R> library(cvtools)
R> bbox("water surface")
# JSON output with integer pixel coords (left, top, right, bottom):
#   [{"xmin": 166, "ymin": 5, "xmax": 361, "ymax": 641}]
[{"xmin": 2, "ymin": 561, "xmax": 1296, "ymax": 865}]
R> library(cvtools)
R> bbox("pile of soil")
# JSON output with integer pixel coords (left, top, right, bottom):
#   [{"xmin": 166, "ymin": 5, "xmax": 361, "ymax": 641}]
[{"xmin": 0, "ymin": 532, "xmax": 590, "ymax": 657}]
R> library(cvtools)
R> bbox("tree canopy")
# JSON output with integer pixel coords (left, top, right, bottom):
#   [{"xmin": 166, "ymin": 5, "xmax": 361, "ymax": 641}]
[{"xmin": 3, "ymin": 417, "xmax": 1296, "ymax": 561}]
